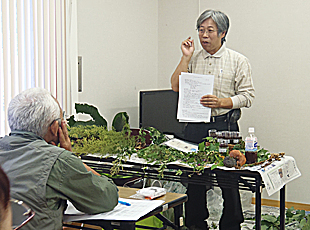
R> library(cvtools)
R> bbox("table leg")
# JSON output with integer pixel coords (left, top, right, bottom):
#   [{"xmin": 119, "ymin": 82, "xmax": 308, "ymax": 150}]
[
  {"xmin": 255, "ymin": 177, "xmax": 262, "ymax": 230},
  {"xmin": 280, "ymin": 185, "xmax": 286, "ymax": 230},
  {"xmin": 174, "ymin": 204, "xmax": 184, "ymax": 229}
]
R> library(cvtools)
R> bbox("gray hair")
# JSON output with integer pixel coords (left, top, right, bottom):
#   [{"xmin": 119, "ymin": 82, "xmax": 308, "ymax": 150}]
[
  {"xmin": 196, "ymin": 9, "xmax": 230, "ymax": 44},
  {"xmin": 8, "ymin": 87, "xmax": 60, "ymax": 138}
]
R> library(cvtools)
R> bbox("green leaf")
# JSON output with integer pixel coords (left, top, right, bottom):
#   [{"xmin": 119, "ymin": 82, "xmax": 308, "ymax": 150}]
[
  {"xmin": 187, "ymin": 158, "xmax": 194, "ymax": 163},
  {"xmin": 262, "ymin": 214, "xmax": 278, "ymax": 223},
  {"xmin": 198, "ymin": 142, "xmax": 206, "ymax": 151},
  {"xmin": 209, "ymin": 144, "xmax": 218, "ymax": 151},
  {"xmin": 67, "ymin": 115, "xmax": 76, "ymax": 127},
  {"xmin": 302, "ymin": 219, "xmax": 310, "ymax": 230},
  {"xmin": 260, "ymin": 221, "xmax": 273, "ymax": 229},
  {"xmin": 260, "ymin": 226, "xmax": 269, "ymax": 230},
  {"xmin": 300, "ymin": 218, "xmax": 306, "ymax": 228},
  {"xmin": 70, "ymin": 103, "xmax": 107, "ymax": 128},
  {"xmin": 297, "ymin": 209, "xmax": 306, "ymax": 217},
  {"xmin": 292, "ymin": 213, "xmax": 304, "ymax": 221},
  {"xmin": 211, "ymin": 164, "xmax": 218, "ymax": 170},
  {"xmin": 286, "ymin": 206, "xmax": 295, "ymax": 217},
  {"xmin": 112, "ymin": 112, "xmax": 129, "ymax": 132}
]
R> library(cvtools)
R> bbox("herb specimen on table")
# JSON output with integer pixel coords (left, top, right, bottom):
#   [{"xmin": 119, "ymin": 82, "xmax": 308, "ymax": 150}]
[{"xmin": 66, "ymin": 102, "xmax": 276, "ymax": 178}]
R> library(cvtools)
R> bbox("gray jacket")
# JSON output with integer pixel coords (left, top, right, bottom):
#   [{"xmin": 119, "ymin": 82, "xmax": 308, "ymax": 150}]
[{"xmin": 0, "ymin": 131, "xmax": 118, "ymax": 230}]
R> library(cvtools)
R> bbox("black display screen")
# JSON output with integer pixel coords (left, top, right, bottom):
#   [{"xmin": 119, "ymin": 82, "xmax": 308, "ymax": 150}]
[{"xmin": 139, "ymin": 89, "xmax": 185, "ymax": 139}]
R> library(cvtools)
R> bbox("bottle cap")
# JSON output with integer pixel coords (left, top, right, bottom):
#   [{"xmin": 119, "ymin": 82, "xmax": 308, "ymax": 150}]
[{"xmin": 248, "ymin": 127, "xmax": 255, "ymax": 133}]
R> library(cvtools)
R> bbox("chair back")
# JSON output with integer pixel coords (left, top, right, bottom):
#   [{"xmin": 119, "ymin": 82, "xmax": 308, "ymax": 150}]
[{"xmin": 11, "ymin": 199, "xmax": 35, "ymax": 230}]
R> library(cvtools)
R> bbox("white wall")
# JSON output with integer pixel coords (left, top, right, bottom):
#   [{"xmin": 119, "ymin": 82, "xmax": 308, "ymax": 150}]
[
  {"xmin": 77, "ymin": 0, "xmax": 158, "ymax": 128},
  {"xmin": 158, "ymin": 0, "xmax": 199, "ymax": 88},
  {"xmin": 77, "ymin": 0, "xmax": 310, "ymax": 204}
]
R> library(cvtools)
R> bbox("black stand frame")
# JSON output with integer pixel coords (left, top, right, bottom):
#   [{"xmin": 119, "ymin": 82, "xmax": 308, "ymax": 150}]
[{"xmin": 77, "ymin": 155, "xmax": 286, "ymax": 230}]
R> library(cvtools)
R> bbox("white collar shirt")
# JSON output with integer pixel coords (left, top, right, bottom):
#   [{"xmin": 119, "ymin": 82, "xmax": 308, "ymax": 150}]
[{"xmin": 188, "ymin": 43, "xmax": 255, "ymax": 117}]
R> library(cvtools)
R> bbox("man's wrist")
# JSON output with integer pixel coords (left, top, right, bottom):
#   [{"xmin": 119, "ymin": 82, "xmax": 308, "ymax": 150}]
[
  {"xmin": 181, "ymin": 55, "xmax": 192, "ymax": 63},
  {"xmin": 219, "ymin": 98, "xmax": 233, "ymax": 109}
]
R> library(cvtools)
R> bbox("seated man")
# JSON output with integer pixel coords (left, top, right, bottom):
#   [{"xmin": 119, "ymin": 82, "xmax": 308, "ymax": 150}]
[{"xmin": 0, "ymin": 87, "xmax": 119, "ymax": 230}]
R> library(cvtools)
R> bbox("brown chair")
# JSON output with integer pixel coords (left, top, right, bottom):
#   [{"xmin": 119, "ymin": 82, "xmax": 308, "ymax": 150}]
[{"xmin": 11, "ymin": 199, "xmax": 35, "ymax": 230}]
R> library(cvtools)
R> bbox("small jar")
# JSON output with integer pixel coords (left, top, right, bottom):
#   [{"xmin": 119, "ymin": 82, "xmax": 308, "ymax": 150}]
[
  {"xmin": 219, "ymin": 148, "xmax": 227, "ymax": 154},
  {"xmin": 208, "ymin": 129, "xmax": 217, "ymax": 138},
  {"xmin": 232, "ymin": 138, "xmax": 240, "ymax": 144},
  {"xmin": 224, "ymin": 131, "xmax": 232, "ymax": 139},
  {"xmin": 219, "ymin": 139, "xmax": 229, "ymax": 148},
  {"xmin": 231, "ymin": 131, "xmax": 242, "ymax": 144},
  {"xmin": 216, "ymin": 131, "xmax": 224, "ymax": 139},
  {"xmin": 245, "ymin": 151, "xmax": 257, "ymax": 164},
  {"xmin": 235, "ymin": 131, "xmax": 242, "ymax": 139}
]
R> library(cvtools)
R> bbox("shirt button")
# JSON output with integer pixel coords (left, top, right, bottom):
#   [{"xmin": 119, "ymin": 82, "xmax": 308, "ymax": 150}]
[
  {"xmin": 208, "ymin": 71, "xmax": 211, "ymax": 74},
  {"xmin": 209, "ymin": 63, "xmax": 212, "ymax": 65}
]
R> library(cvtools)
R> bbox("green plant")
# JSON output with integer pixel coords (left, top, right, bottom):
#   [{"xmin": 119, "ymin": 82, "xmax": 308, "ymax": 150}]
[
  {"xmin": 69, "ymin": 124, "xmax": 135, "ymax": 155},
  {"xmin": 210, "ymin": 222, "xmax": 217, "ymax": 229},
  {"xmin": 257, "ymin": 148, "xmax": 270, "ymax": 162},
  {"xmin": 250, "ymin": 207, "xmax": 310, "ymax": 230},
  {"xmin": 143, "ymin": 127, "xmax": 167, "ymax": 145},
  {"xmin": 136, "ymin": 135, "xmax": 226, "ymax": 178},
  {"xmin": 69, "ymin": 124, "xmax": 138, "ymax": 176},
  {"xmin": 112, "ymin": 112, "xmax": 129, "ymax": 132},
  {"xmin": 286, "ymin": 207, "xmax": 310, "ymax": 230},
  {"xmin": 67, "ymin": 103, "xmax": 107, "ymax": 128},
  {"xmin": 67, "ymin": 103, "xmax": 138, "ymax": 175},
  {"xmin": 66, "ymin": 103, "xmax": 275, "ymax": 179},
  {"xmin": 67, "ymin": 103, "xmax": 129, "ymax": 131}
]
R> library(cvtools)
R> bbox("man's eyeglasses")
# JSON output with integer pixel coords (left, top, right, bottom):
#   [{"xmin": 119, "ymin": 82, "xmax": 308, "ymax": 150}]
[
  {"xmin": 198, "ymin": 28, "xmax": 218, "ymax": 36},
  {"xmin": 50, "ymin": 111, "xmax": 66, "ymax": 127}
]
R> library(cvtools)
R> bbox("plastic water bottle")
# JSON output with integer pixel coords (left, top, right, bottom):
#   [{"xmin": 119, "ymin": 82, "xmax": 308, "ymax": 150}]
[{"xmin": 245, "ymin": 127, "xmax": 258, "ymax": 164}]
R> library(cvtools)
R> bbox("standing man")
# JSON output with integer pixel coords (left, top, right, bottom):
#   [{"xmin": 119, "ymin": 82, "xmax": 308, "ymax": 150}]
[
  {"xmin": 171, "ymin": 10, "xmax": 255, "ymax": 230},
  {"xmin": 0, "ymin": 87, "xmax": 119, "ymax": 230}
]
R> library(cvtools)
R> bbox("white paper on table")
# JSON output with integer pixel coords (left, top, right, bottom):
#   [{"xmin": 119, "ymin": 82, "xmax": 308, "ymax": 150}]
[
  {"xmin": 243, "ymin": 156, "xmax": 301, "ymax": 196},
  {"xmin": 163, "ymin": 138, "xmax": 198, "ymax": 153},
  {"xmin": 64, "ymin": 198, "xmax": 165, "ymax": 222},
  {"xmin": 177, "ymin": 72, "xmax": 214, "ymax": 122}
]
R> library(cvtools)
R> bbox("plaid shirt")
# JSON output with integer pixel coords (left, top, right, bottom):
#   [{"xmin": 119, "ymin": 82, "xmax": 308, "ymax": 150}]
[{"xmin": 188, "ymin": 43, "xmax": 255, "ymax": 117}]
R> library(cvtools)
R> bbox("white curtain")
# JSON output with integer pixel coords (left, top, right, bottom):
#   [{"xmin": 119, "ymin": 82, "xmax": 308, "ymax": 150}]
[{"xmin": 0, "ymin": 0, "xmax": 77, "ymax": 136}]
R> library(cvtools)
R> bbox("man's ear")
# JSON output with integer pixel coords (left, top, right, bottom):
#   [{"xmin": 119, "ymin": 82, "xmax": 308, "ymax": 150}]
[
  {"xmin": 49, "ymin": 121, "xmax": 59, "ymax": 136},
  {"xmin": 220, "ymin": 31, "xmax": 226, "ymax": 39}
]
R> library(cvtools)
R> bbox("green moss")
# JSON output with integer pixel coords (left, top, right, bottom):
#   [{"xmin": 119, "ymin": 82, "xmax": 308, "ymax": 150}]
[{"xmin": 69, "ymin": 124, "xmax": 136, "ymax": 157}]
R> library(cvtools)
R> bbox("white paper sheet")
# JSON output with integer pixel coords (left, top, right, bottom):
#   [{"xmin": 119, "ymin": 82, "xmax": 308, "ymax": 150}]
[
  {"xmin": 163, "ymin": 138, "xmax": 198, "ymax": 153},
  {"xmin": 240, "ymin": 156, "xmax": 301, "ymax": 196},
  {"xmin": 177, "ymin": 72, "xmax": 214, "ymax": 122},
  {"xmin": 64, "ymin": 198, "xmax": 165, "ymax": 222}
]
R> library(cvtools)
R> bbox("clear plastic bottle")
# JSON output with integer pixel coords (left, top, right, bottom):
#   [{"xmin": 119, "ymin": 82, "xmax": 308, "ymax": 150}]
[{"xmin": 245, "ymin": 127, "xmax": 258, "ymax": 164}]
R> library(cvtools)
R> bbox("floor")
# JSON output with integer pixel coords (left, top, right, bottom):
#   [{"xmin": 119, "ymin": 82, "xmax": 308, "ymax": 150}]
[
  {"xmin": 205, "ymin": 189, "xmax": 309, "ymax": 230},
  {"xmin": 160, "ymin": 181, "xmax": 310, "ymax": 230},
  {"xmin": 206, "ymin": 204, "xmax": 281, "ymax": 230}
]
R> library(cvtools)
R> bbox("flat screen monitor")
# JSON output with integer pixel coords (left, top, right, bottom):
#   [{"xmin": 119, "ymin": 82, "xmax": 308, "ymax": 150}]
[{"xmin": 139, "ymin": 89, "xmax": 185, "ymax": 139}]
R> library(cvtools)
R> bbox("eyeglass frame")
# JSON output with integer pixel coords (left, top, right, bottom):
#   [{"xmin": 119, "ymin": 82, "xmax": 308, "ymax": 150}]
[
  {"xmin": 198, "ymin": 28, "xmax": 218, "ymax": 36},
  {"xmin": 50, "ymin": 111, "xmax": 66, "ymax": 127}
]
